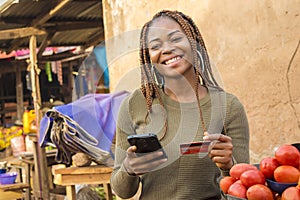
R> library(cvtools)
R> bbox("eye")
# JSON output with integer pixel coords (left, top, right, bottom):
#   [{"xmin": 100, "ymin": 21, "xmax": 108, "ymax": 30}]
[
  {"xmin": 149, "ymin": 43, "xmax": 161, "ymax": 50},
  {"xmin": 171, "ymin": 36, "xmax": 183, "ymax": 42}
]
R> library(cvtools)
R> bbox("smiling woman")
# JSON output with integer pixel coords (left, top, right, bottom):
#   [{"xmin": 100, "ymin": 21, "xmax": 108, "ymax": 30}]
[{"xmin": 110, "ymin": 10, "xmax": 250, "ymax": 200}]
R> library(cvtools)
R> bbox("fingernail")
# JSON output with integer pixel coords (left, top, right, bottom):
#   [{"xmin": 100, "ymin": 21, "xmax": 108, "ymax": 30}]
[{"xmin": 203, "ymin": 136, "xmax": 209, "ymax": 140}]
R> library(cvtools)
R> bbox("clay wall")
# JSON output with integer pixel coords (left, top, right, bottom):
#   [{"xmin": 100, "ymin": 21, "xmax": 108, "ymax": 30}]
[{"xmin": 102, "ymin": 0, "xmax": 300, "ymax": 164}]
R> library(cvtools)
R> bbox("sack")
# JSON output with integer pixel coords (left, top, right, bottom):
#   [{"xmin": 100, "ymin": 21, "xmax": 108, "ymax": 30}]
[{"xmin": 39, "ymin": 91, "xmax": 129, "ymax": 166}]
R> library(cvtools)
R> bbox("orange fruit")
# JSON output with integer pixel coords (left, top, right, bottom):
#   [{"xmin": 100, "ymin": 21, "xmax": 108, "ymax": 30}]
[
  {"xmin": 281, "ymin": 186, "xmax": 300, "ymax": 200},
  {"xmin": 274, "ymin": 165, "xmax": 300, "ymax": 183},
  {"xmin": 219, "ymin": 176, "xmax": 236, "ymax": 194},
  {"xmin": 246, "ymin": 184, "xmax": 274, "ymax": 200},
  {"xmin": 275, "ymin": 144, "xmax": 300, "ymax": 167}
]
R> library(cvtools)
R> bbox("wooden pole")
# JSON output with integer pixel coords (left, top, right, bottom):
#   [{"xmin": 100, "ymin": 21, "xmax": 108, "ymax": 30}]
[
  {"xmin": 29, "ymin": 35, "xmax": 50, "ymax": 200},
  {"xmin": 15, "ymin": 64, "xmax": 24, "ymax": 121}
]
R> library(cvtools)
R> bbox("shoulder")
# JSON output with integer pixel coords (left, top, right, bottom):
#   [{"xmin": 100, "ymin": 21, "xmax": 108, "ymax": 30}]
[
  {"xmin": 121, "ymin": 88, "xmax": 145, "ymax": 104},
  {"xmin": 119, "ymin": 88, "xmax": 147, "ymax": 111},
  {"xmin": 225, "ymin": 92, "xmax": 244, "ymax": 109}
]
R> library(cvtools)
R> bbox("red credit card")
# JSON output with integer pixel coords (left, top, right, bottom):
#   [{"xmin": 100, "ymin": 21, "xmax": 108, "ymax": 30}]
[{"xmin": 180, "ymin": 141, "xmax": 211, "ymax": 155}]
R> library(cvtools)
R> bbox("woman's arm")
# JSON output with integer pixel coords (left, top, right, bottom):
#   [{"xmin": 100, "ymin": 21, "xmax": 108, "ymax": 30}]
[{"xmin": 110, "ymin": 97, "xmax": 141, "ymax": 199}]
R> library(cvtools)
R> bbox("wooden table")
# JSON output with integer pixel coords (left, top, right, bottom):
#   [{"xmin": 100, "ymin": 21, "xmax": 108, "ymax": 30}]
[
  {"xmin": 54, "ymin": 165, "xmax": 113, "ymax": 200},
  {"xmin": 0, "ymin": 182, "xmax": 30, "ymax": 200}
]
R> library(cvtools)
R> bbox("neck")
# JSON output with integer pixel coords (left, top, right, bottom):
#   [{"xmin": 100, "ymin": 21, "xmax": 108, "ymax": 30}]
[{"xmin": 163, "ymin": 77, "xmax": 207, "ymax": 102}]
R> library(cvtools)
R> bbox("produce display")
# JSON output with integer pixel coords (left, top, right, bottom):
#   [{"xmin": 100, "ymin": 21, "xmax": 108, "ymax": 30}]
[{"xmin": 220, "ymin": 144, "xmax": 300, "ymax": 200}]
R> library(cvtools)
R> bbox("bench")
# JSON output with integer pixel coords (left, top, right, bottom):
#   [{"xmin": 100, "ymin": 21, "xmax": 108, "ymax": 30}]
[{"xmin": 53, "ymin": 165, "xmax": 113, "ymax": 200}]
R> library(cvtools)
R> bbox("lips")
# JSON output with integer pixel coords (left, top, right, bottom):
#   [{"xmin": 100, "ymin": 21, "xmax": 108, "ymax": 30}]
[{"xmin": 162, "ymin": 55, "xmax": 182, "ymax": 65}]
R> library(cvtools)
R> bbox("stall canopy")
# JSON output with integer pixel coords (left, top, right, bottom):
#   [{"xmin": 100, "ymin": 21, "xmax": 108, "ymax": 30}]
[{"xmin": 0, "ymin": 0, "xmax": 104, "ymax": 58}]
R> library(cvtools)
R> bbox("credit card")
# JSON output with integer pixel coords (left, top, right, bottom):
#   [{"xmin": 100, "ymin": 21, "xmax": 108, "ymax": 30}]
[{"xmin": 180, "ymin": 141, "xmax": 211, "ymax": 155}]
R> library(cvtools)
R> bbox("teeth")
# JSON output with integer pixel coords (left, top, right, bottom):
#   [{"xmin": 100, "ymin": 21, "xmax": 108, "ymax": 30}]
[{"xmin": 165, "ymin": 56, "xmax": 180, "ymax": 65}]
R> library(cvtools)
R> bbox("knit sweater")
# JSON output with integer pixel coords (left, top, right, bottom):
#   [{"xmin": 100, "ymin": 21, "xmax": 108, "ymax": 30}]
[{"xmin": 111, "ymin": 87, "xmax": 249, "ymax": 200}]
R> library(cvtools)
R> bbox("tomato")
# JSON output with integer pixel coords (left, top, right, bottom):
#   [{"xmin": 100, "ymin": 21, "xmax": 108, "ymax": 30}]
[
  {"xmin": 229, "ymin": 163, "xmax": 258, "ymax": 180},
  {"xmin": 227, "ymin": 180, "xmax": 247, "ymax": 199},
  {"xmin": 260, "ymin": 157, "xmax": 279, "ymax": 180},
  {"xmin": 246, "ymin": 184, "xmax": 274, "ymax": 200},
  {"xmin": 275, "ymin": 144, "xmax": 300, "ymax": 167},
  {"xmin": 281, "ymin": 186, "xmax": 300, "ymax": 200},
  {"xmin": 219, "ymin": 176, "xmax": 236, "ymax": 194},
  {"xmin": 274, "ymin": 165, "xmax": 300, "ymax": 183},
  {"xmin": 240, "ymin": 169, "xmax": 266, "ymax": 188}
]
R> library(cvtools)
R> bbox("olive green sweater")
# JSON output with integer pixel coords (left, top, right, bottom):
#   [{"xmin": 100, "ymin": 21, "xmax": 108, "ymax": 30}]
[{"xmin": 111, "ymin": 87, "xmax": 249, "ymax": 200}]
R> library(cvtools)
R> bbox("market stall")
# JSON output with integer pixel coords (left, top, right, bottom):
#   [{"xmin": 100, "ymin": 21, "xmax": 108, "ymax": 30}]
[{"xmin": 0, "ymin": 1, "xmax": 110, "ymax": 199}]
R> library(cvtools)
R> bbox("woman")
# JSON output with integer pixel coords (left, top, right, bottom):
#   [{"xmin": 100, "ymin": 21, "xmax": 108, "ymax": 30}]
[{"xmin": 110, "ymin": 10, "xmax": 249, "ymax": 200}]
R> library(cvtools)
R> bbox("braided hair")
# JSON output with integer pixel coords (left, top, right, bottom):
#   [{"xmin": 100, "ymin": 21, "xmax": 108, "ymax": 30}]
[{"xmin": 139, "ymin": 10, "xmax": 222, "ymax": 138}]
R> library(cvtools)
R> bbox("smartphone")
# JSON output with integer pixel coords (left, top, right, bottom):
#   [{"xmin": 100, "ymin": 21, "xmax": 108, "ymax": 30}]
[
  {"xmin": 127, "ymin": 133, "xmax": 167, "ymax": 159},
  {"xmin": 180, "ymin": 141, "xmax": 211, "ymax": 155}
]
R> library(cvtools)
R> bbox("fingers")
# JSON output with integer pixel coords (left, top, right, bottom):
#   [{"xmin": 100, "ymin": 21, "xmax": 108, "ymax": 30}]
[
  {"xmin": 203, "ymin": 133, "xmax": 231, "ymax": 142},
  {"xmin": 125, "ymin": 148, "xmax": 167, "ymax": 175},
  {"xmin": 127, "ymin": 145, "xmax": 137, "ymax": 159},
  {"xmin": 204, "ymin": 133, "xmax": 234, "ymax": 169}
]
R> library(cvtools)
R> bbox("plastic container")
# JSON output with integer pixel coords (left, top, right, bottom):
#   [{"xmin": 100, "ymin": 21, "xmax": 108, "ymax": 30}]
[
  {"xmin": 266, "ymin": 179, "xmax": 297, "ymax": 194},
  {"xmin": 0, "ymin": 172, "xmax": 18, "ymax": 185},
  {"xmin": 10, "ymin": 135, "xmax": 26, "ymax": 156},
  {"xmin": 23, "ymin": 109, "xmax": 36, "ymax": 134},
  {"xmin": 0, "ymin": 169, "xmax": 6, "ymax": 174}
]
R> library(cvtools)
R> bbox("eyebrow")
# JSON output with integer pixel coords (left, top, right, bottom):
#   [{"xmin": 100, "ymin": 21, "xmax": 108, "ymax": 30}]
[{"xmin": 148, "ymin": 30, "xmax": 181, "ymax": 44}]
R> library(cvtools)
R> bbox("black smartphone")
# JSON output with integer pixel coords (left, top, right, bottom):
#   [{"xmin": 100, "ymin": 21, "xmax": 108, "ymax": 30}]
[{"xmin": 127, "ymin": 133, "xmax": 167, "ymax": 159}]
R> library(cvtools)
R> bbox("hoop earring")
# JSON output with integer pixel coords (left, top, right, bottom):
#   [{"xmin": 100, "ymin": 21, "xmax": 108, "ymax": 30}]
[
  {"xmin": 198, "ymin": 75, "xmax": 204, "ymax": 86},
  {"xmin": 151, "ymin": 64, "xmax": 164, "ymax": 88},
  {"xmin": 197, "ymin": 50, "xmax": 205, "ymax": 72}
]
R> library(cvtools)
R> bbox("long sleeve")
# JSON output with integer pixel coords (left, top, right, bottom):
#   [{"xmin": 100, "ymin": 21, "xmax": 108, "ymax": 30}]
[
  {"xmin": 226, "ymin": 95, "xmax": 250, "ymax": 164},
  {"xmin": 110, "ymin": 96, "xmax": 141, "ymax": 199}
]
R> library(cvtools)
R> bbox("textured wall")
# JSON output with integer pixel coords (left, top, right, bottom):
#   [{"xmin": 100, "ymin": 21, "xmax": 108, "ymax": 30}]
[{"xmin": 102, "ymin": 0, "xmax": 300, "ymax": 164}]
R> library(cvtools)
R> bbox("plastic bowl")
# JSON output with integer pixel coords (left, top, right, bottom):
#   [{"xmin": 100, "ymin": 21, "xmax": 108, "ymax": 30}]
[
  {"xmin": 266, "ymin": 179, "xmax": 297, "ymax": 194},
  {"xmin": 0, "ymin": 168, "xmax": 6, "ymax": 174},
  {"xmin": 291, "ymin": 143, "xmax": 300, "ymax": 152},
  {"xmin": 0, "ymin": 172, "xmax": 18, "ymax": 185},
  {"xmin": 226, "ymin": 194, "xmax": 247, "ymax": 200}
]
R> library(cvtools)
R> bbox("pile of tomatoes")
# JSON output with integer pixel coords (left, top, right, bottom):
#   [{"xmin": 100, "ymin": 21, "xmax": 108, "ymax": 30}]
[{"xmin": 220, "ymin": 144, "xmax": 300, "ymax": 200}]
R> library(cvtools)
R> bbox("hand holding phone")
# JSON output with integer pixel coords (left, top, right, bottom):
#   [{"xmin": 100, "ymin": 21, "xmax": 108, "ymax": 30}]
[{"xmin": 127, "ymin": 133, "xmax": 167, "ymax": 159}]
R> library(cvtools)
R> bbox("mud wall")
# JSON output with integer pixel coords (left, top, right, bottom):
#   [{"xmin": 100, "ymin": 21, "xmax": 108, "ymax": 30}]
[{"xmin": 102, "ymin": 0, "xmax": 300, "ymax": 164}]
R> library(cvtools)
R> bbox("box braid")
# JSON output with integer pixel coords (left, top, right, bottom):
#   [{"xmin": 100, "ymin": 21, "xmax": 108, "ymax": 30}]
[{"xmin": 139, "ymin": 10, "xmax": 223, "ymax": 138}]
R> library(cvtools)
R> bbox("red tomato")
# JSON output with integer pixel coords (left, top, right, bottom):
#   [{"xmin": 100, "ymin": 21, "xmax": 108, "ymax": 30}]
[
  {"xmin": 246, "ymin": 184, "xmax": 274, "ymax": 200},
  {"xmin": 274, "ymin": 165, "xmax": 300, "ymax": 183},
  {"xmin": 281, "ymin": 186, "xmax": 300, "ymax": 200},
  {"xmin": 260, "ymin": 157, "xmax": 279, "ymax": 179},
  {"xmin": 240, "ymin": 170, "xmax": 266, "ymax": 188},
  {"xmin": 219, "ymin": 176, "xmax": 236, "ymax": 194},
  {"xmin": 275, "ymin": 144, "xmax": 300, "ymax": 167},
  {"xmin": 229, "ymin": 163, "xmax": 258, "ymax": 180},
  {"xmin": 227, "ymin": 180, "xmax": 247, "ymax": 199}
]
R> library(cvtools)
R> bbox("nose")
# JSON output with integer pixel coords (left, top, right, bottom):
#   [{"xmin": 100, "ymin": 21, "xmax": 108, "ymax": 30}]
[{"xmin": 161, "ymin": 42, "xmax": 174, "ymax": 54}]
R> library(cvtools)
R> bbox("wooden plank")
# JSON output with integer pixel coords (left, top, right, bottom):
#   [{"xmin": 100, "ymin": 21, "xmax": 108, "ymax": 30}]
[
  {"xmin": 103, "ymin": 183, "xmax": 113, "ymax": 200},
  {"xmin": 0, "ymin": 27, "xmax": 46, "ymax": 40},
  {"xmin": 55, "ymin": 173, "xmax": 111, "ymax": 186},
  {"xmin": 0, "ymin": 191, "xmax": 23, "ymax": 200},
  {"xmin": 66, "ymin": 185, "xmax": 76, "ymax": 200},
  {"xmin": 0, "ymin": 183, "xmax": 29, "ymax": 192},
  {"xmin": 54, "ymin": 166, "xmax": 113, "ymax": 175}
]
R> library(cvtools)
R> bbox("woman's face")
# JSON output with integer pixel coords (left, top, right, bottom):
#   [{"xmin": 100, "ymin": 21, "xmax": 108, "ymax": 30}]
[{"xmin": 147, "ymin": 16, "xmax": 194, "ymax": 80}]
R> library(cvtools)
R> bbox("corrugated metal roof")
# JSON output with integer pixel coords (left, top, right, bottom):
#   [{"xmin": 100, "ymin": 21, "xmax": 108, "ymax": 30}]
[{"xmin": 0, "ymin": 0, "xmax": 104, "ymax": 53}]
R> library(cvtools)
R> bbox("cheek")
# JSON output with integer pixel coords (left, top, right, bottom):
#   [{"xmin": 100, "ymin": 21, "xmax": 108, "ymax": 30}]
[{"xmin": 149, "ymin": 51, "xmax": 160, "ymax": 64}]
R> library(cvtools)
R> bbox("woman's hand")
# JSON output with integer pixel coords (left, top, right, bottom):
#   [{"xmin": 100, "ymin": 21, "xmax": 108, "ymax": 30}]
[
  {"xmin": 203, "ymin": 132, "xmax": 234, "ymax": 170},
  {"xmin": 123, "ymin": 145, "xmax": 167, "ymax": 176}
]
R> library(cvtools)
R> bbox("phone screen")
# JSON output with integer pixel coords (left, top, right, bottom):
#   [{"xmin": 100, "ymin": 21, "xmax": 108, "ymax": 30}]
[{"xmin": 127, "ymin": 133, "xmax": 167, "ymax": 159}]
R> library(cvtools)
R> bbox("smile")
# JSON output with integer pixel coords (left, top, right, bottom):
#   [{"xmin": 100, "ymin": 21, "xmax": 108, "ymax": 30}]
[{"xmin": 163, "ymin": 56, "xmax": 182, "ymax": 65}]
